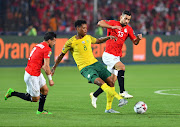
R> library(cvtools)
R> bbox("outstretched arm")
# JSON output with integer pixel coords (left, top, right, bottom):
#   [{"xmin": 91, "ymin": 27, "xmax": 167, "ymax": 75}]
[
  {"xmin": 97, "ymin": 20, "xmax": 121, "ymax": 30},
  {"xmin": 95, "ymin": 36, "xmax": 117, "ymax": 44},
  {"xmin": 132, "ymin": 34, "xmax": 142, "ymax": 45},
  {"xmin": 51, "ymin": 52, "xmax": 65, "ymax": 76}
]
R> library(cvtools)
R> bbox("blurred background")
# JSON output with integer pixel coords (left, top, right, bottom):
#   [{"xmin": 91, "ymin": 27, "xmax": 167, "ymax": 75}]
[
  {"xmin": 0, "ymin": 0, "xmax": 180, "ymax": 66},
  {"xmin": 0, "ymin": 0, "xmax": 179, "ymax": 35}
]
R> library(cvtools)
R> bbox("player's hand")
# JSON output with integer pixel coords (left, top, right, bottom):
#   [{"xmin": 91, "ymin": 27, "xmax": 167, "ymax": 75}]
[
  {"xmin": 111, "ymin": 26, "xmax": 122, "ymax": 30},
  {"xmin": 49, "ymin": 80, "xmax": 54, "ymax": 86},
  {"xmin": 51, "ymin": 68, "xmax": 55, "ymax": 76},
  {"xmin": 109, "ymin": 36, "xmax": 118, "ymax": 41},
  {"xmin": 137, "ymin": 34, "xmax": 142, "ymax": 40}
]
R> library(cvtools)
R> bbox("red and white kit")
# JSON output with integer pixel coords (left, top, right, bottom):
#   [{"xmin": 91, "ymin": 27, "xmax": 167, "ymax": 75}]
[
  {"xmin": 24, "ymin": 42, "xmax": 52, "ymax": 97},
  {"xmin": 103, "ymin": 20, "xmax": 136, "ymax": 75}
]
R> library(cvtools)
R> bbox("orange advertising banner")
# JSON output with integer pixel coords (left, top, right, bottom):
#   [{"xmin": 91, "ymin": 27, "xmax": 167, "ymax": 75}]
[
  {"xmin": 55, "ymin": 38, "xmax": 69, "ymax": 63},
  {"xmin": 133, "ymin": 38, "xmax": 146, "ymax": 61}
]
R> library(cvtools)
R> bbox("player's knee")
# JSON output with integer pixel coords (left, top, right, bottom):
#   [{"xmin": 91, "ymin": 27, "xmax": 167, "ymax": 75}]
[
  {"xmin": 32, "ymin": 96, "xmax": 40, "ymax": 102},
  {"xmin": 94, "ymin": 78, "xmax": 104, "ymax": 86},
  {"xmin": 106, "ymin": 76, "xmax": 114, "ymax": 87},
  {"xmin": 122, "ymin": 65, "xmax": 125, "ymax": 71},
  {"xmin": 43, "ymin": 88, "xmax": 49, "ymax": 95},
  {"xmin": 115, "ymin": 64, "xmax": 124, "ymax": 71}
]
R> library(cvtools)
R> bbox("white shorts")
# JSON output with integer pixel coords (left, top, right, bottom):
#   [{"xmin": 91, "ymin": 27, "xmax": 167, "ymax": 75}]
[
  {"xmin": 24, "ymin": 71, "xmax": 46, "ymax": 97},
  {"xmin": 102, "ymin": 52, "xmax": 120, "ymax": 76}
]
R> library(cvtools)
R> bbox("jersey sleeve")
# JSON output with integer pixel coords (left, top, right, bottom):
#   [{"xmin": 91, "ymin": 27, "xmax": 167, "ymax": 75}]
[
  {"xmin": 89, "ymin": 35, "xmax": 97, "ymax": 44},
  {"xmin": 62, "ymin": 38, "xmax": 72, "ymax": 54},
  {"xmin": 104, "ymin": 20, "xmax": 115, "ymax": 26},
  {"xmin": 44, "ymin": 49, "xmax": 52, "ymax": 58},
  {"xmin": 128, "ymin": 27, "xmax": 136, "ymax": 40}
]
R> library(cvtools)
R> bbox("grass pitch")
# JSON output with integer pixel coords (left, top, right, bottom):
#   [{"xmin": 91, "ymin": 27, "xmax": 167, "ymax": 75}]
[{"xmin": 0, "ymin": 64, "xmax": 180, "ymax": 127}]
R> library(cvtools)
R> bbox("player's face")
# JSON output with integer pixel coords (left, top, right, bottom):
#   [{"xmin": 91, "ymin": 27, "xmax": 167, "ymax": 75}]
[
  {"xmin": 120, "ymin": 14, "xmax": 131, "ymax": 26},
  {"xmin": 77, "ymin": 24, "xmax": 87, "ymax": 37},
  {"xmin": 49, "ymin": 38, "xmax": 56, "ymax": 48}
]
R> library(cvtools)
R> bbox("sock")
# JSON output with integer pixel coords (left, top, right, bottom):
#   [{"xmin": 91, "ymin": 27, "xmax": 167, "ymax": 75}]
[
  {"xmin": 38, "ymin": 94, "xmax": 47, "ymax": 112},
  {"xmin": 101, "ymin": 83, "xmax": 123, "ymax": 100},
  {"xmin": 106, "ymin": 87, "xmax": 115, "ymax": 110},
  {"xmin": 93, "ymin": 87, "xmax": 104, "ymax": 97},
  {"xmin": 11, "ymin": 91, "xmax": 31, "ymax": 101},
  {"xmin": 117, "ymin": 70, "xmax": 125, "ymax": 93}
]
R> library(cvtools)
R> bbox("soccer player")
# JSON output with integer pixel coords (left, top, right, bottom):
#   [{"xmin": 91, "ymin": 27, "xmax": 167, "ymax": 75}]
[
  {"xmin": 4, "ymin": 32, "xmax": 56, "ymax": 114},
  {"xmin": 90, "ymin": 10, "xmax": 142, "ymax": 109},
  {"xmin": 51, "ymin": 20, "xmax": 128, "ymax": 113}
]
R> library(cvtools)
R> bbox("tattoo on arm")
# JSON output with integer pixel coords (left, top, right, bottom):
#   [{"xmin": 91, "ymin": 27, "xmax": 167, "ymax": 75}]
[{"xmin": 96, "ymin": 36, "xmax": 110, "ymax": 44}]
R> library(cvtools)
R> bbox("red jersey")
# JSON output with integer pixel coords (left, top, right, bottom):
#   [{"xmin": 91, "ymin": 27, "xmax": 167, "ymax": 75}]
[
  {"xmin": 25, "ymin": 42, "xmax": 52, "ymax": 76},
  {"xmin": 104, "ymin": 20, "xmax": 136, "ymax": 56}
]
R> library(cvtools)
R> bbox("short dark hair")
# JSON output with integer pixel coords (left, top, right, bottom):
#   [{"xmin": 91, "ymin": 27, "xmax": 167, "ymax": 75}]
[
  {"xmin": 75, "ymin": 20, "xmax": 87, "ymax": 28},
  {"xmin": 44, "ymin": 32, "xmax": 56, "ymax": 41},
  {"xmin": 122, "ymin": 10, "xmax": 131, "ymax": 16}
]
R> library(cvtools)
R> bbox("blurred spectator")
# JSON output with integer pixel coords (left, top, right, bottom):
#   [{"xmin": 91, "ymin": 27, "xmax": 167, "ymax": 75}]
[
  {"xmin": 95, "ymin": 26, "xmax": 103, "ymax": 36},
  {"xmin": 1, "ymin": 0, "xmax": 180, "ymax": 35},
  {"xmin": 49, "ymin": 14, "xmax": 57, "ymax": 31},
  {"xmin": 25, "ymin": 25, "xmax": 37, "ymax": 36}
]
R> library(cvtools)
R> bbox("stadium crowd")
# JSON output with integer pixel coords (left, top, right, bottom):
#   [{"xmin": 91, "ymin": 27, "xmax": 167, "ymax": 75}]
[{"xmin": 0, "ymin": 0, "xmax": 179, "ymax": 35}]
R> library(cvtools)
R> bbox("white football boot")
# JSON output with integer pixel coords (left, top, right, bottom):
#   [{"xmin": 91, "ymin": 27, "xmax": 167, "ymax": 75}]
[
  {"xmin": 120, "ymin": 91, "xmax": 133, "ymax": 99},
  {"xmin": 90, "ymin": 92, "xmax": 97, "ymax": 108},
  {"xmin": 105, "ymin": 109, "xmax": 120, "ymax": 113},
  {"xmin": 118, "ymin": 99, "xmax": 128, "ymax": 107}
]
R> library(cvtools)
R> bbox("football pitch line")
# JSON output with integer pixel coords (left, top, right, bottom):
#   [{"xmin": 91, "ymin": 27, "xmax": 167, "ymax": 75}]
[{"xmin": 154, "ymin": 89, "xmax": 180, "ymax": 96}]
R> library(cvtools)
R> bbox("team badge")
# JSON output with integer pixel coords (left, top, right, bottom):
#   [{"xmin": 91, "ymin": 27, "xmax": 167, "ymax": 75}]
[
  {"xmin": 82, "ymin": 41, "xmax": 85, "ymax": 44},
  {"xmin": 48, "ymin": 51, "xmax": 52, "ymax": 57},
  {"xmin": 124, "ymin": 28, "xmax": 127, "ymax": 33}
]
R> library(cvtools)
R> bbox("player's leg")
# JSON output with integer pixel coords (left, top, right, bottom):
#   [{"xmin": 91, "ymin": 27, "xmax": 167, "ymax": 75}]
[
  {"xmin": 94, "ymin": 77, "xmax": 128, "ymax": 107},
  {"xmin": 91, "ymin": 72, "xmax": 117, "ymax": 99},
  {"xmin": 91, "ymin": 52, "xmax": 118, "ymax": 99},
  {"xmin": 94, "ymin": 62, "xmax": 128, "ymax": 107},
  {"xmin": 115, "ymin": 61, "xmax": 125, "ymax": 93},
  {"xmin": 5, "ymin": 71, "xmax": 33, "ymax": 101},
  {"xmin": 37, "ymin": 73, "xmax": 52, "ymax": 114},
  {"xmin": 99, "ymin": 64, "xmax": 117, "ymax": 112},
  {"xmin": 115, "ymin": 62, "xmax": 133, "ymax": 98},
  {"xmin": 5, "ymin": 88, "xmax": 32, "ymax": 101}
]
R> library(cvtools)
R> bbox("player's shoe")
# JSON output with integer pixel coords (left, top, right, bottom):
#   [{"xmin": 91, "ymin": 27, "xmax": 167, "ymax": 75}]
[
  {"xmin": 36, "ymin": 110, "xmax": 52, "ymax": 114},
  {"xmin": 119, "ymin": 91, "xmax": 133, "ymax": 99},
  {"xmin": 5, "ymin": 88, "xmax": 14, "ymax": 100},
  {"xmin": 105, "ymin": 109, "xmax": 120, "ymax": 113},
  {"xmin": 118, "ymin": 99, "xmax": 128, "ymax": 107},
  {"xmin": 90, "ymin": 92, "xmax": 97, "ymax": 108}
]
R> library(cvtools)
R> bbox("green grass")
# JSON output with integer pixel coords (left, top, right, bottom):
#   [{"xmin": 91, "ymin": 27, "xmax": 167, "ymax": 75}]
[{"xmin": 0, "ymin": 64, "xmax": 180, "ymax": 127}]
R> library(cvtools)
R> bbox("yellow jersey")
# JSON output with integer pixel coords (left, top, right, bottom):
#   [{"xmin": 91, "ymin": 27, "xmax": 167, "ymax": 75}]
[{"xmin": 62, "ymin": 35, "xmax": 98, "ymax": 71}]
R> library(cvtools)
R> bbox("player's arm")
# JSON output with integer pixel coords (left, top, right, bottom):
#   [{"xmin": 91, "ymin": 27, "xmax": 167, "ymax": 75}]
[
  {"xmin": 97, "ymin": 20, "xmax": 121, "ymax": 30},
  {"xmin": 132, "ymin": 34, "xmax": 142, "ymax": 45},
  {"xmin": 42, "ymin": 58, "xmax": 54, "ymax": 86},
  {"xmin": 95, "ymin": 36, "xmax": 117, "ymax": 44},
  {"xmin": 51, "ymin": 52, "xmax": 65, "ymax": 76},
  {"xmin": 51, "ymin": 38, "xmax": 71, "ymax": 75}
]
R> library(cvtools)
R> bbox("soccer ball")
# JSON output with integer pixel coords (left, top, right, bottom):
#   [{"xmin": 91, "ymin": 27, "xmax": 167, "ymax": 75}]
[{"xmin": 134, "ymin": 101, "xmax": 147, "ymax": 114}]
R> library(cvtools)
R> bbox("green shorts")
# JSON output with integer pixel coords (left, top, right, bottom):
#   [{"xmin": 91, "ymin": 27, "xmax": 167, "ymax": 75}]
[{"xmin": 80, "ymin": 62, "xmax": 111, "ymax": 83}]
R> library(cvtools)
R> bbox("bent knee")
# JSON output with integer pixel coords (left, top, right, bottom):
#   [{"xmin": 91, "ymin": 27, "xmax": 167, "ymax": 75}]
[
  {"xmin": 115, "ymin": 64, "xmax": 125, "ymax": 71},
  {"xmin": 32, "ymin": 96, "xmax": 40, "ymax": 102},
  {"xmin": 42, "ymin": 88, "xmax": 49, "ymax": 95}
]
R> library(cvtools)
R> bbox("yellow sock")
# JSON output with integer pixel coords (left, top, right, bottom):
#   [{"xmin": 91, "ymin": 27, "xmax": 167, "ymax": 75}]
[
  {"xmin": 101, "ymin": 83, "xmax": 123, "ymax": 100},
  {"xmin": 106, "ymin": 87, "xmax": 115, "ymax": 110}
]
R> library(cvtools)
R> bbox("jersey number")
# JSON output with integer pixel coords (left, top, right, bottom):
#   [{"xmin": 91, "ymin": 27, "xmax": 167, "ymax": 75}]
[
  {"xmin": 28, "ymin": 47, "xmax": 36, "ymax": 60},
  {"xmin": 118, "ymin": 31, "xmax": 124, "ymax": 37}
]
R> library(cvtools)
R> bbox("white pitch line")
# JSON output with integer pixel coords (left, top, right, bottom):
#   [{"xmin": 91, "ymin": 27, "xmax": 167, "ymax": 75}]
[{"xmin": 154, "ymin": 89, "xmax": 180, "ymax": 96}]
